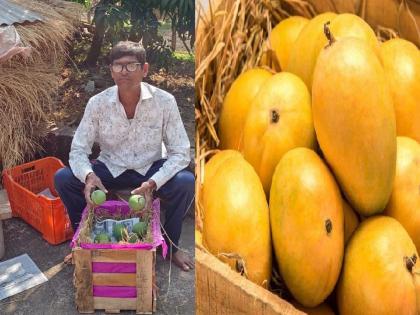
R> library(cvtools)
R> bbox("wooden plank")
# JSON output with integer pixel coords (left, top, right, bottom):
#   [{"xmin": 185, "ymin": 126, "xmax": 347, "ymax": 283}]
[
  {"xmin": 152, "ymin": 251, "xmax": 156, "ymax": 313},
  {"xmin": 136, "ymin": 250, "xmax": 153, "ymax": 314},
  {"xmin": 93, "ymin": 273, "xmax": 137, "ymax": 286},
  {"xmin": 91, "ymin": 249, "xmax": 136, "ymax": 263},
  {"xmin": 73, "ymin": 248, "xmax": 94, "ymax": 313},
  {"xmin": 196, "ymin": 247, "xmax": 305, "ymax": 315},
  {"xmin": 0, "ymin": 190, "xmax": 12, "ymax": 220},
  {"xmin": 93, "ymin": 297, "xmax": 136, "ymax": 311}
]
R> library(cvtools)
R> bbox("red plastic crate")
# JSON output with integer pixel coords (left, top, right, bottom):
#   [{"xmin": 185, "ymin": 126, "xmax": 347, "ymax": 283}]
[{"xmin": 2, "ymin": 157, "xmax": 73, "ymax": 245}]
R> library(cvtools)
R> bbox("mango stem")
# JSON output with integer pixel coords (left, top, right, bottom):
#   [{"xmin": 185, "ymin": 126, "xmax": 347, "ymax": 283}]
[{"xmin": 324, "ymin": 21, "xmax": 336, "ymax": 47}]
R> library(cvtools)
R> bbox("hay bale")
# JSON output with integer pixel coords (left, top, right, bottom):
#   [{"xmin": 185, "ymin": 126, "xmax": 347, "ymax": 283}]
[
  {"xmin": 12, "ymin": 0, "xmax": 83, "ymax": 66},
  {"xmin": 0, "ymin": 0, "xmax": 84, "ymax": 170},
  {"xmin": 0, "ymin": 65, "xmax": 59, "ymax": 168}
]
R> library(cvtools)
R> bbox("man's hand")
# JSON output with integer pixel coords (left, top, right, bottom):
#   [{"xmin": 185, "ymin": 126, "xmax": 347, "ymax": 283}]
[
  {"xmin": 131, "ymin": 179, "xmax": 156, "ymax": 210},
  {"xmin": 84, "ymin": 172, "xmax": 108, "ymax": 207}
]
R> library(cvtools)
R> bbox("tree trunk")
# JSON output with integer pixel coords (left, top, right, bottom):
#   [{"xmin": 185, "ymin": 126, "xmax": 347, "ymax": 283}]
[
  {"xmin": 171, "ymin": 16, "xmax": 177, "ymax": 51},
  {"xmin": 129, "ymin": 2, "xmax": 142, "ymax": 42},
  {"xmin": 85, "ymin": 0, "xmax": 111, "ymax": 66},
  {"xmin": 190, "ymin": 25, "xmax": 195, "ymax": 49}
]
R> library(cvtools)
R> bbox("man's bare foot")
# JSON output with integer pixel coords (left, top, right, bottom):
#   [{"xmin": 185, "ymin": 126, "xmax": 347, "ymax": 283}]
[
  {"xmin": 64, "ymin": 252, "xmax": 73, "ymax": 265},
  {"xmin": 171, "ymin": 251, "xmax": 194, "ymax": 271}
]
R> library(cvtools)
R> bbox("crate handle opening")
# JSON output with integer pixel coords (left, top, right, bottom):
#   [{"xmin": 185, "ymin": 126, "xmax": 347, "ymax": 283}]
[{"xmin": 21, "ymin": 166, "xmax": 35, "ymax": 174}]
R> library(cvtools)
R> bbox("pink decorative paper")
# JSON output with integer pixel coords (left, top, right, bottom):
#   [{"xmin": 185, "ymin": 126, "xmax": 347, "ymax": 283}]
[
  {"xmin": 93, "ymin": 285, "xmax": 137, "ymax": 298},
  {"xmin": 70, "ymin": 199, "xmax": 167, "ymax": 258},
  {"xmin": 92, "ymin": 262, "xmax": 136, "ymax": 274}
]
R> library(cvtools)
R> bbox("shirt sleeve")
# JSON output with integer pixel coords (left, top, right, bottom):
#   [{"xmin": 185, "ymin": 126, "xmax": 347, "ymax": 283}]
[
  {"xmin": 150, "ymin": 95, "xmax": 191, "ymax": 190},
  {"xmin": 69, "ymin": 98, "xmax": 98, "ymax": 183}
]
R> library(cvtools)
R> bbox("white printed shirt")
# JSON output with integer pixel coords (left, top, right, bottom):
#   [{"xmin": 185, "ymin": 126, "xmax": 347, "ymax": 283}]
[{"xmin": 69, "ymin": 82, "xmax": 191, "ymax": 190}]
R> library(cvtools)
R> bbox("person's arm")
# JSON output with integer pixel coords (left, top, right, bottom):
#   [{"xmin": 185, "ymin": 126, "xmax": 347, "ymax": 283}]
[
  {"xmin": 150, "ymin": 95, "xmax": 190, "ymax": 190},
  {"xmin": 131, "ymin": 95, "xmax": 190, "ymax": 202},
  {"xmin": 69, "ymin": 98, "xmax": 98, "ymax": 184}
]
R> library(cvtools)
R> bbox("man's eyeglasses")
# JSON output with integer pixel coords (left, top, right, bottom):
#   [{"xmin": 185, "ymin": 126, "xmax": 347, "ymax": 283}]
[{"xmin": 111, "ymin": 62, "xmax": 143, "ymax": 73}]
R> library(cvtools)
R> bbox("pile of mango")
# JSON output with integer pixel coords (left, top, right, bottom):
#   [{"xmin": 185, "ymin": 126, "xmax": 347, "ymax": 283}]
[{"xmin": 198, "ymin": 12, "xmax": 420, "ymax": 315}]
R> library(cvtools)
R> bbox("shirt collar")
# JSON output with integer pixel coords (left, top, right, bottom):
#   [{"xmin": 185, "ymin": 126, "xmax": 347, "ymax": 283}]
[
  {"xmin": 141, "ymin": 82, "xmax": 153, "ymax": 100},
  {"xmin": 113, "ymin": 83, "xmax": 153, "ymax": 119},
  {"xmin": 114, "ymin": 82, "xmax": 153, "ymax": 104}
]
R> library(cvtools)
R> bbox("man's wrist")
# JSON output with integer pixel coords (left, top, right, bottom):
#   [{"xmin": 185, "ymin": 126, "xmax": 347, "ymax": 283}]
[
  {"xmin": 147, "ymin": 179, "xmax": 157, "ymax": 191},
  {"xmin": 85, "ymin": 172, "xmax": 94, "ymax": 182}
]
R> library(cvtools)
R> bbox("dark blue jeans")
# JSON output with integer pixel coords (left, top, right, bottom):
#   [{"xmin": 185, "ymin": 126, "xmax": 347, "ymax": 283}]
[{"xmin": 54, "ymin": 159, "xmax": 194, "ymax": 253}]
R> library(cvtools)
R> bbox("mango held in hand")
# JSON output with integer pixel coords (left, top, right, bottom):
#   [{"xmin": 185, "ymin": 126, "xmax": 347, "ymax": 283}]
[
  {"xmin": 91, "ymin": 190, "xmax": 106, "ymax": 206},
  {"xmin": 129, "ymin": 194, "xmax": 146, "ymax": 212}
]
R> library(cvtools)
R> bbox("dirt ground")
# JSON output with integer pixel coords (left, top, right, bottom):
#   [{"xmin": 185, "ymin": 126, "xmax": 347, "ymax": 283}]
[{"xmin": 0, "ymin": 215, "xmax": 195, "ymax": 315}]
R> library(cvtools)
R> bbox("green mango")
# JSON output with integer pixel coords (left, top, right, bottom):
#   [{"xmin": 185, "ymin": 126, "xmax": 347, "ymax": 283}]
[
  {"xmin": 112, "ymin": 223, "xmax": 125, "ymax": 241},
  {"xmin": 132, "ymin": 221, "xmax": 147, "ymax": 238},
  {"xmin": 129, "ymin": 194, "xmax": 146, "ymax": 212},
  {"xmin": 94, "ymin": 232, "xmax": 110, "ymax": 243}
]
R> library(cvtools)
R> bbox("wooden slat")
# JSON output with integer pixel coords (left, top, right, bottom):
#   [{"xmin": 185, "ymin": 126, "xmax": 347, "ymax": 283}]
[
  {"xmin": 196, "ymin": 247, "xmax": 305, "ymax": 315},
  {"xmin": 93, "ymin": 297, "xmax": 136, "ymax": 311},
  {"xmin": 73, "ymin": 248, "xmax": 94, "ymax": 313},
  {"xmin": 0, "ymin": 190, "xmax": 12, "ymax": 220},
  {"xmin": 91, "ymin": 249, "xmax": 136, "ymax": 263},
  {"xmin": 136, "ymin": 251, "xmax": 153, "ymax": 314},
  {"xmin": 152, "ymin": 251, "xmax": 156, "ymax": 313},
  {"xmin": 92, "ymin": 273, "xmax": 136, "ymax": 286}
]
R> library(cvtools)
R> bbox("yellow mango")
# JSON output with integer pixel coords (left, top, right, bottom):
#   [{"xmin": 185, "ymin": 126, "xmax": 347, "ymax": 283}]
[
  {"xmin": 385, "ymin": 137, "xmax": 420, "ymax": 253},
  {"xmin": 270, "ymin": 16, "xmax": 309, "ymax": 69},
  {"xmin": 338, "ymin": 216, "xmax": 420, "ymax": 315},
  {"xmin": 243, "ymin": 72, "xmax": 316, "ymax": 195},
  {"xmin": 218, "ymin": 68, "xmax": 272, "ymax": 151},
  {"xmin": 380, "ymin": 38, "xmax": 420, "ymax": 142},
  {"xmin": 312, "ymin": 34, "xmax": 396, "ymax": 216},
  {"xmin": 202, "ymin": 150, "xmax": 271, "ymax": 286},
  {"xmin": 270, "ymin": 148, "xmax": 343, "ymax": 307}
]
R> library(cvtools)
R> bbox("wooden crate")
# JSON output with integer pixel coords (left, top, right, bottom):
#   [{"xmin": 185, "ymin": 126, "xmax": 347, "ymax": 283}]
[
  {"xmin": 196, "ymin": 247, "xmax": 305, "ymax": 315},
  {"xmin": 73, "ymin": 247, "xmax": 156, "ymax": 314}
]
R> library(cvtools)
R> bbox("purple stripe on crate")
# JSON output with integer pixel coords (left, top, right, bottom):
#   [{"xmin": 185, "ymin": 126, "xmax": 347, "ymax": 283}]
[
  {"xmin": 92, "ymin": 262, "xmax": 136, "ymax": 273},
  {"xmin": 93, "ymin": 285, "xmax": 137, "ymax": 298}
]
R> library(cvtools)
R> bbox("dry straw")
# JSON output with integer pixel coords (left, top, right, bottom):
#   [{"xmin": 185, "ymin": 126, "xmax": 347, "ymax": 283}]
[
  {"xmin": 195, "ymin": 0, "xmax": 402, "ymax": 229},
  {"xmin": 77, "ymin": 206, "xmax": 153, "ymax": 246},
  {"xmin": 14, "ymin": 0, "xmax": 83, "ymax": 65},
  {"xmin": 0, "ymin": 64, "xmax": 59, "ymax": 168},
  {"xmin": 0, "ymin": 0, "xmax": 83, "ymax": 169},
  {"xmin": 195, "ymin": 0, "xmax": 315, "ymax": 229}
]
